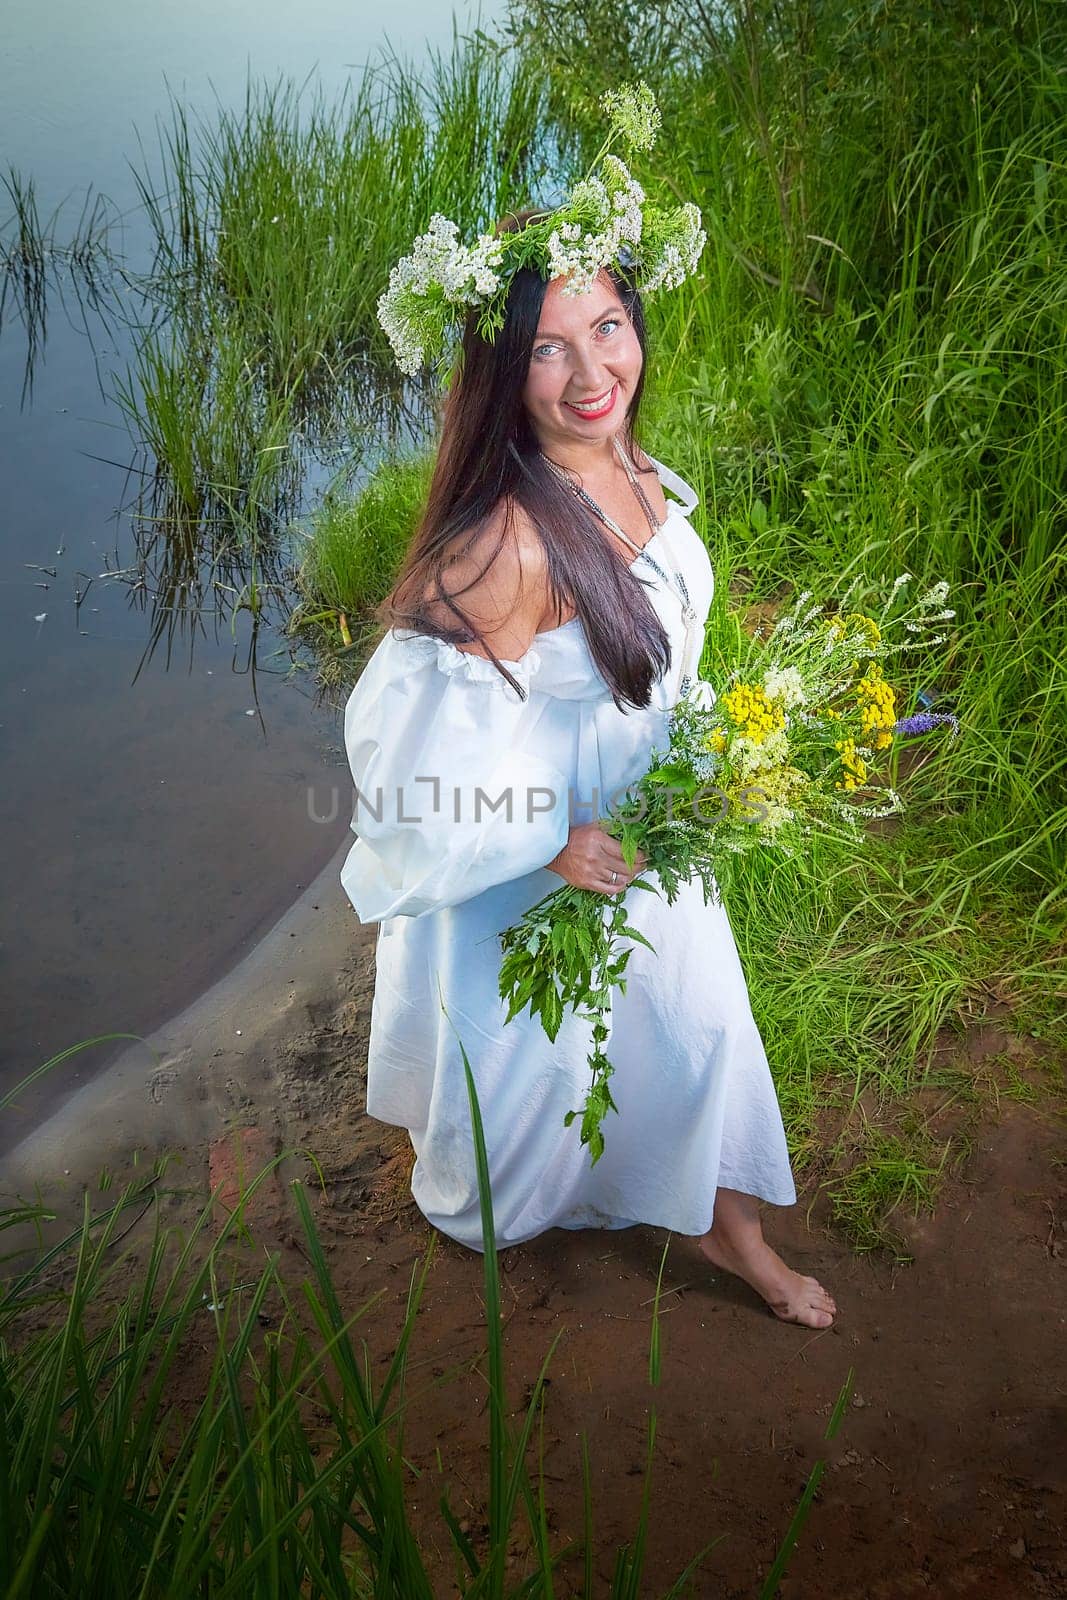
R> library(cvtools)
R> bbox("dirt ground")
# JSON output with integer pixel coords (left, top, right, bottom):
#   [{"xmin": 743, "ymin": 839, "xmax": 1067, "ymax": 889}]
[{"xmin": 4, "ymin": 888, "xmax": 1065, "ymax": 1597}]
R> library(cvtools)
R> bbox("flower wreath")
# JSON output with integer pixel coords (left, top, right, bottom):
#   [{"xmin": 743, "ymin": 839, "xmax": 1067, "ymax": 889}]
[{"xmin": 377, "ymin": 83, "xmax": 707, "ymax": 376}]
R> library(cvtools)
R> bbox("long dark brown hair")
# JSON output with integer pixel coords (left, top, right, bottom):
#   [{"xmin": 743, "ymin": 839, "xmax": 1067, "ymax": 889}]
[{"xmin": 380, "ymin": 214, "xmax": 672, "ymax": 709}]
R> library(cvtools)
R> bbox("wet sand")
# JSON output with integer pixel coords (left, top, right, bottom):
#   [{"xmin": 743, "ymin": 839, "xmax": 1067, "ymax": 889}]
[{"xmin": 0, "ymin": 839, "xmax": 370, "ymax": 1193}]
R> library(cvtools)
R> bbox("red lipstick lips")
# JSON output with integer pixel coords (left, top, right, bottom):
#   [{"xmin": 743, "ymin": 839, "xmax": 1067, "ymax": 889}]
[{"xmin": 563, "ymin": 384, "xmax": 617, "ymax": 420}]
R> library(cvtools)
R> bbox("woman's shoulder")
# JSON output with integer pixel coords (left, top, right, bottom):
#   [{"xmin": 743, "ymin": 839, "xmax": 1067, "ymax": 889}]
[
  {"xmin": 422, "ymin": 498, "xmax": 549, "ymax": 662},
  {"xmin": 447, "ymin": 495, "xmax": 546, "ymax": 576}
]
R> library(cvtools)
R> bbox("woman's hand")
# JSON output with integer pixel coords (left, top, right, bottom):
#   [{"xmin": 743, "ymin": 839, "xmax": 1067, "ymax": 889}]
[{"xmin": 545, "ymin": 823, "xmax": 648, "ymax": 895}]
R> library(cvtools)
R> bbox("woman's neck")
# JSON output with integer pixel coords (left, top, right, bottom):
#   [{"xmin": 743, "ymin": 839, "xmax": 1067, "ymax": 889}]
[{"xmin": 537, "ymin": 429, "xmax": 622, "ymax": 478}]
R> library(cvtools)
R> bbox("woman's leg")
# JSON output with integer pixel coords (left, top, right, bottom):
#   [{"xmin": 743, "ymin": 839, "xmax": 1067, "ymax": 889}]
[{"xmin": 699, "ymin": 1187, "xmax": 837, "ymax": 1329}]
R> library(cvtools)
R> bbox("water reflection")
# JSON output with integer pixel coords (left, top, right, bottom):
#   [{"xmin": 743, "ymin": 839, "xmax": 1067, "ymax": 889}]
[
  {"xmin": 111, "ymin": 364, "xmax": 434, "ymax": 683},
  {"xmin": 0, "ymin": 172, "xmax": 119, "ymax": 406},
  {"xmin": 4, "ymin": 31, "xmax": 541, "ymax": 685},
  {"xmin": 2, "ymin": 211, "xmax": 436, "ymax": 682}
]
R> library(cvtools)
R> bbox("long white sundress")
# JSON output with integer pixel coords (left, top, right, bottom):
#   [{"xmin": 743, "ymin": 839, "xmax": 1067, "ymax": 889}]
[{"xmin": 339, "ymin": 456, "xmax": 798, "ymax": 1252}]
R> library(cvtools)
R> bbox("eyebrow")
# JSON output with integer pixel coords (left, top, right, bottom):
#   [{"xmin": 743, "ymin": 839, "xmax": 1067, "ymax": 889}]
[{"xmin": 532, "ymin": 304, "xmax": 626, "ymax": 342}]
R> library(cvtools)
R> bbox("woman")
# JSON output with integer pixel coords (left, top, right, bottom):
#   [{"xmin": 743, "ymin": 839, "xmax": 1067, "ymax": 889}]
[{"xmin": 341, "ymin": 217, "xmax": 837, "ymax": 1330}]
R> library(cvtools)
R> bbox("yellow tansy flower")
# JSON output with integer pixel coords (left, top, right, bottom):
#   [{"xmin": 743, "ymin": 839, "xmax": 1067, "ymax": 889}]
[
  {"xmin": 721, "ymin": 682, "xmax": 786, "ymax": 745},
  {"xmin": 824, "ymin": 611, "xmax": 882, "ymax": 647},
  {"xmin": 854, "ymin": 662, "xmax": 897, "ymax": 751},
  {"xmin": 834, "ymin": 737, "xmax": 868, "ymax": 791}
]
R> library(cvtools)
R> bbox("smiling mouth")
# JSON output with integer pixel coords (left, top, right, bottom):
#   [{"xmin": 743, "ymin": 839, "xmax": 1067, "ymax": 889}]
[{"xmin": 563, "ymin": 384, "xmax": 617, "ymax": 419}]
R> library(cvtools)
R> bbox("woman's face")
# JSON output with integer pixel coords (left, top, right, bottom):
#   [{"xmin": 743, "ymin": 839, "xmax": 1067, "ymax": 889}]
[{"xmin": 521, "ymin": 270, "xmax": 643, "ymax": 455}]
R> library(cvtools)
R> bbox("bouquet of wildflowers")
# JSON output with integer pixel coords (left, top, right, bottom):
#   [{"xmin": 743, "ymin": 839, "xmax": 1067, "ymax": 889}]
[{"xmin": 498, "ymin": 573, "xmax": 960, "ymax": 1165}]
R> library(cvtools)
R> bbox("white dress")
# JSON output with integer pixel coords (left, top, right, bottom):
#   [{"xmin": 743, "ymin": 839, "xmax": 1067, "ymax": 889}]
[{"xmin": 339, "ymin": 457, "xmax": 798, "ymax": 1252}]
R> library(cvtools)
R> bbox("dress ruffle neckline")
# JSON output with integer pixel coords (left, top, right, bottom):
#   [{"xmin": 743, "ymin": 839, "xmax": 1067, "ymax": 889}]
[{"xmin": 392, "ymin": 629, "xmax": 542, "ymax": 699}]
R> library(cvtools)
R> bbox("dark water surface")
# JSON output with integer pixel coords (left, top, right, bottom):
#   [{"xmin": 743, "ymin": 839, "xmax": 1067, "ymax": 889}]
[{"xmin": 0, "ymin": 0, "xmax": 501, "ymax": 1153}]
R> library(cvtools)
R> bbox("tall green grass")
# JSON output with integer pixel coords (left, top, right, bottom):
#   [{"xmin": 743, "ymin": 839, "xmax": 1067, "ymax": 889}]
[
  {"xmin": 645, "ymin": 2, "xmax": 1067, "ymax": 1228},
  {"xmin": 0, "ymin": 1033, "xmax": 850, "ymax": 1595},
  {"xmin": 113, "ymin": 27, "xmax": 555, "ymax": 538},
  {"xmin": 288, "ymin": 452, "xmax": 434, "ymax": 682},
  {"xmin": 0, "ymin": 167, "xmax": 114, "ymax": 276}
]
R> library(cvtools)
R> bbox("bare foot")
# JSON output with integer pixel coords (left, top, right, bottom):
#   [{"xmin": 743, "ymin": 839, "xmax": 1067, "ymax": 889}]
[{"xmin": 699, "ymin": 1230, "xmax": 837, "ymax": 1329}]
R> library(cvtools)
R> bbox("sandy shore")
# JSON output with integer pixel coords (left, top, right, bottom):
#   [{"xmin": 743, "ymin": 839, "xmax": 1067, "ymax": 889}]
[{"xmin": 0, "ymin": 839, "xmax": 380, "ymax": 1205}]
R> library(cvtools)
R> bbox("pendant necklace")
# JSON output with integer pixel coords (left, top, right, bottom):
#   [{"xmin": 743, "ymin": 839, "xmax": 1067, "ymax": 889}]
[{"xmin": 539, "ymin": 435, "xmax": 701, "ymax": 699}]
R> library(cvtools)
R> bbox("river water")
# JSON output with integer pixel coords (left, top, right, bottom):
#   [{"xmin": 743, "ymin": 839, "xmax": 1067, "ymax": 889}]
[{"xmin": 0, "ymin": 0, "xmax": 503, "ymax": 1153}]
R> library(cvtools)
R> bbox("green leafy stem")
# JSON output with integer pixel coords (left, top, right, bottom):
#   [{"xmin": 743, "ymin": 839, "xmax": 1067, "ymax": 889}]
[{"xmin": 497, "ymin": 790, "xmax": 721, "ymax": 1166}]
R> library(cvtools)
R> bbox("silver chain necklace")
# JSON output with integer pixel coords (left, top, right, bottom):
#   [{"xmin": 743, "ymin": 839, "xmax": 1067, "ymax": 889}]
[{"xmin": 538, "ymin": 435, "xmax": 700, "ymax": 698}]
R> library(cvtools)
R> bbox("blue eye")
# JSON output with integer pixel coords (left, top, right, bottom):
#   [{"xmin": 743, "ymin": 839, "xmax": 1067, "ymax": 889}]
[{"xmin": 531, "ymin": 320, "xmax": 621, "ymax": 359}]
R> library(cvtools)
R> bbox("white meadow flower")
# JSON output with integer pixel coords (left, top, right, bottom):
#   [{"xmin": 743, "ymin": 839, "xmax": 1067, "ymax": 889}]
[
  {"xmin": 763, "ymin": 665, "xmax": 806, "ymax": 709},
  {"xmin": 734, "ymin": 727, "xmax": 790, "ymax": 778},
  {"xmin": 599, "ymin": 82, "xmax": 661, "ymax": 152},
  {"xmin": 758, "ymin": 801, "xmax": 796, "ymax": 831},
  {"xmin": 568, "ymin": 177, "xmax": 611, "ymax": 226}
]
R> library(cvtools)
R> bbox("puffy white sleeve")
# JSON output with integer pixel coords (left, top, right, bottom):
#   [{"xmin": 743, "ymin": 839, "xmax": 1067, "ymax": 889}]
[{"xmin": 339, "ymin": 630, "xmax": 574, "ymax": 922}]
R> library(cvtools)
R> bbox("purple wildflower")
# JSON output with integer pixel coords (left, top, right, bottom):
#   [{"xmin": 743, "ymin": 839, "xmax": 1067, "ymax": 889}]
[{"xmin": 892, "ymin": 712, "xmax": 960, "ymax": 738}]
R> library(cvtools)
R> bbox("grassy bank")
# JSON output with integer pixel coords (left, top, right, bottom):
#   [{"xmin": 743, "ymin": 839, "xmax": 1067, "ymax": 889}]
[{"xmin": 116, "ymin": 30, "xmax": 555, "ymax": 534}]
